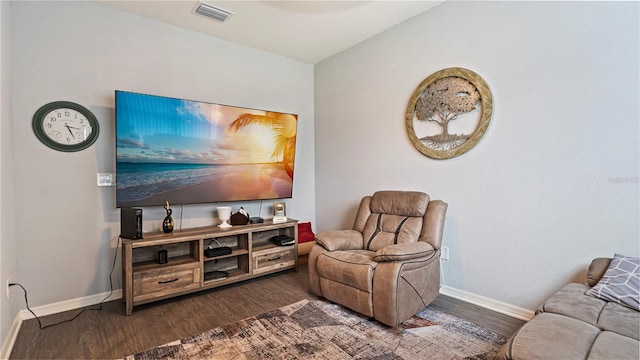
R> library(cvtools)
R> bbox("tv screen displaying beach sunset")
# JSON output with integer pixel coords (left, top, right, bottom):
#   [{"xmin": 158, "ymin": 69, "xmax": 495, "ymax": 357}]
[{"xmin": 115, "ymin": 91, "xmax": 297, "ymax": 208}]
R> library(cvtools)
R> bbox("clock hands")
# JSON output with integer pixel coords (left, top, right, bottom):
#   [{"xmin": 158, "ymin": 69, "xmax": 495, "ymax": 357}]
[{"xmin": 64, "ymin": 123, "xmax": 80, "ymax": 139}]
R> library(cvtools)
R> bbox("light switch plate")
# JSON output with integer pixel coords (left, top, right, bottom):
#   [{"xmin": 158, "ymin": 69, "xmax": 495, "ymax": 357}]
[{"xmin": 97, "ymin": 173, "xmax": 115, "ymax": 186}]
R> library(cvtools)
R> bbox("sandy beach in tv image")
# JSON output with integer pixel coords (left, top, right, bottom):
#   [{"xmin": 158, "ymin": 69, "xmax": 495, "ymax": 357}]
[{"xmin": 115, "ymin": 92, "xmax": 297, "ymax": 208}]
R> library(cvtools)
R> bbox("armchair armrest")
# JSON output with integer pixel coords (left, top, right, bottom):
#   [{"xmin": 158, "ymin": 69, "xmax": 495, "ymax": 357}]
[
  {"xmin": 315, "ymin": 230, "xmax": 363, "ymax": 251},
  {"xmin": 373, "ymin": 242, "xmax": 435, "ymax": 262}
]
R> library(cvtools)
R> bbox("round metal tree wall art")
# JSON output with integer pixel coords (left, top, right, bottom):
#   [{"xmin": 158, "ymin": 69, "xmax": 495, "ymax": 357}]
[{"xmin": 406, "ymin": 67, "xmax": 493, "ymax": 159}]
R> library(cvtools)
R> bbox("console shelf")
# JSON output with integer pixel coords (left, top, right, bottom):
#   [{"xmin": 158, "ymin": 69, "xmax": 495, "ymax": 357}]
[
  {"xmin": 203, "ymin": 248, "xmax": 249, "ymax": 261},
  {"xmin": 122, "ymin": 219, "xmax": 298, "ymax": 315}
]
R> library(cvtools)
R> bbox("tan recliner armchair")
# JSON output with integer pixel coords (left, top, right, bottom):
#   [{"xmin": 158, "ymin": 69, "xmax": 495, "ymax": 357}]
[{"xmin": 308, "ymin": 191, "xmax": 447, "ymax": 327}]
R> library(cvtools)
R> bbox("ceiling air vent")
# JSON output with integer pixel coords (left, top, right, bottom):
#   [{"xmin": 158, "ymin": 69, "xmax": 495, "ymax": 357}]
[{"xmin": 193, "ymin": 1, "xmax": 233, "ymax": 23}]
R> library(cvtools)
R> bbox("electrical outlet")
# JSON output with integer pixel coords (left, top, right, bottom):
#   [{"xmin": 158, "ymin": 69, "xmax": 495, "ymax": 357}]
[
  {"xmin": 5, "ymin": 279, "xmax": 10, "ymax": 299},
  {"xmin": 441, "ymin": 246, "xmax": 449, "ymax": 261}
]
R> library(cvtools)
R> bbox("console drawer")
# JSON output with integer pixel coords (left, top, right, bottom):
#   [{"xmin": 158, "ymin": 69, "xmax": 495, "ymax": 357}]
[
  {"xmin": 253, "ymin": 246, "xmax": 295, "ymax": 275},
  {"xmin": 133, "ymin": 263, "xmax": 200, "ymax": 303}
]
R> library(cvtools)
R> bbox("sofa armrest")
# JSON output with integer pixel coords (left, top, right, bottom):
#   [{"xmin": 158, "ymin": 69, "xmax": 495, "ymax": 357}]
[
  {"xmin": 315, "ymin": 230, "xmax": 363, "ymax": 251},
  {"xmin": 373, "ymin": 242, "xmax": 435, "ymax": 262},
  {"xmin": 587, "ymin": 257, "xmax": 612, "ymax": 287}
]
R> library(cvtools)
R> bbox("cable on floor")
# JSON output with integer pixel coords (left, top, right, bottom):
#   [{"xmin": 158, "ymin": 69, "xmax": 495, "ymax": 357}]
[{"xmin": 10, "ymin": 236, "xmax": 121, "ymax": 329}]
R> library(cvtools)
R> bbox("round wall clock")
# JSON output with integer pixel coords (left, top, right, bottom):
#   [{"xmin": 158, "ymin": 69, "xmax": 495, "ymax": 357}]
[{"xmin": 32, "ymin": 101, "xmax": 100, "ymax": 152}]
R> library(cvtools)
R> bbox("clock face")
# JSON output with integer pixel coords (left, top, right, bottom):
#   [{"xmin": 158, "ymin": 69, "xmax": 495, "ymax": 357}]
[
  {"xmin": 33, "ymin": 101, "xmax": 100, "ymax": 152},
  {"xmin": 41, "ymin": 107, "xmax": 94, "ymax": 145}
]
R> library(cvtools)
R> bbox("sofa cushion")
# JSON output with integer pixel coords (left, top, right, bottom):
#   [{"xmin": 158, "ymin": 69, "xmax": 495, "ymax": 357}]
[
  {"xmin": 585, "ymin": 253, "xmax": 640, "ymax": 311},
  {"xmin": 317, "ymin": 250, "xmax": 377, "ymax": 292},
  {"xmin": 597, "ymin": 302, "xmax": 640, "ymax": 340},
  {"xmin": 539, "ymin": 283, "xmax": 607, "ymax": 325},
  {"xmin": 587, "ymin": 331, "xmax": 640, "ymax": 360},
  {"xmin": 505, "ymin": 312, "xmax": 600, "ymax": 360}
]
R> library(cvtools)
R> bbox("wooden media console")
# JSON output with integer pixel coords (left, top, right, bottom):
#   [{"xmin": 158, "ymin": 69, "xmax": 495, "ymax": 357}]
[{"xmin": 122, "ymin": 219, "xmax": 298, "ymax": 315}]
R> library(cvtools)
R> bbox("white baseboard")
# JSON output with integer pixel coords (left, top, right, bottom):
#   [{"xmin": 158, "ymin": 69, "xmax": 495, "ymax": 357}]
[
  {"xmin": 0, "ymin": 289, "xmax": 121, "ymax": 359},
  {"xmin": 0, "ymin": 313, "xmax": 22, "ymax": 360},
  {"xmin": 19, "ymin": 289, "xmax": 122, "ymax": 320},
  {"xmin": 440, "ymin": 285, "xmax": 535, "ymax": 321}
]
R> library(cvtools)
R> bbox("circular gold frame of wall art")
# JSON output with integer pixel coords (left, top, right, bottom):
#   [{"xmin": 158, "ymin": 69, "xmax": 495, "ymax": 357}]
[{"xmin": 405, "ymin": 67, "xmax": 493, "ymax": 159}]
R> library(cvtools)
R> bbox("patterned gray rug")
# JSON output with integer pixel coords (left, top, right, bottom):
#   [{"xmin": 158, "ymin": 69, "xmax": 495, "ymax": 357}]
[{"xmin": 124, "ymin": 299, "xmax": 506, "ymax": 359}]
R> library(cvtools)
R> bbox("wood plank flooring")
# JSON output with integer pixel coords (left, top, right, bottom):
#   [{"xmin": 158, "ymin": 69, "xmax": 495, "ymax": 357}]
[{"xmin": 10, "ymin": 265, "xmax": 525, "ymax": 359}]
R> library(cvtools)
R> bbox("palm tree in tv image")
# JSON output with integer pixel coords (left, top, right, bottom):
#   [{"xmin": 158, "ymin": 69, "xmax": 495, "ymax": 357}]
[{"xmin": 228, "ymin": 111, "xmax": 297, "ymax": 179}]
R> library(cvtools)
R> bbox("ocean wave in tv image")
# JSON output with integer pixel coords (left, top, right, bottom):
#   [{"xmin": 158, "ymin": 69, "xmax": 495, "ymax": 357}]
[{"xmin": 116, "ymin": 162, "xmax": 292, "ymax": 207}]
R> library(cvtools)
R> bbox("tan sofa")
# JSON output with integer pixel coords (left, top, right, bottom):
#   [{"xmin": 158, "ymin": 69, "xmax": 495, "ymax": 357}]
[
  {"xmin": 497, "ymin": 257, "xmax": 639, "ymax": 360},
  {"xmin": 308, "ymin": 191, "xmax": 447, "ymax": 327}
]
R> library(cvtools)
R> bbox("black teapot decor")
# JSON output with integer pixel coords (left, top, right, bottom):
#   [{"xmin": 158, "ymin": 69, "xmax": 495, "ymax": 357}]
[{"xmin": 163, "ymin": 200, "xmax": 174, "ymax": 233}]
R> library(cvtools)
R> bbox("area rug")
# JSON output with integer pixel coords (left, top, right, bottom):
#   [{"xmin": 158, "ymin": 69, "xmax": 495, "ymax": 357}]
[{"xmin": 124, "ymin": 299, "xmax": 507, "ymax": 359}]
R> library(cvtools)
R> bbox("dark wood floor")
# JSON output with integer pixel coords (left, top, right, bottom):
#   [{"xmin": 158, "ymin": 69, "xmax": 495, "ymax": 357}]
[{"xmin": 10, "ymin": 265, "xmax": 525, "ymax": 359}]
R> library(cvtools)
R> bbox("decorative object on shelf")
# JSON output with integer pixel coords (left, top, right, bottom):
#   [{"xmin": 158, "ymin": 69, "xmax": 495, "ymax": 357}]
[
  {"xmin": 406, "ymin": 67, "xmax": 493, "ymax": 159},
  {"xmin": 162, "ymin": 200, "xmax": 174, "ymax": 233},
  {"xmin": 270, "ymin": 234, "xmax": 295, "ymax": 246},
  {"xmin": 230, "ymin": 207, "xmax": 250, "ymax": 225},
  {"xmin": 32, "ymin": 101, "xmax": 100, "ymax": 152},
  {"xmin": 204, "ymin": 247, "xmax": 232, "ymax": 258},
  {"xmin": 273, "ymin": 202, "xmax": 287, "ymax": 224},
  {"xmin": 204, "ymin": 238, "xmax": 233, "ymax": 258},
  {"xmin": 204, "ymin": 271, "xmax": 229, "ymax": 281},
  {"xmin": 157, "ymin": 249, "xmax": 168, "ymax": 264},
  {"xmin": 217, "ymin": 206, "xmax": 232, "ymax": 228}
]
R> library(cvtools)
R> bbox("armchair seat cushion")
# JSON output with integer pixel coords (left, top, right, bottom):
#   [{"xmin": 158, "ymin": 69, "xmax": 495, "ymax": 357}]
[
  {"xmin": 317, "ymin": 250, "xmax": 377, "ymax": 292},
  {"xmin": 373, "ymin": 242, "xmax": 435, "ymax": 262}
]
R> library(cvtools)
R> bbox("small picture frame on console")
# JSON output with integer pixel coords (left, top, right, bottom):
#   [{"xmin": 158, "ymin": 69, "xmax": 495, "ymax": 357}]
[{"xmin": 273, "ymin": 202, "xmax": 287, "ymax": 223}]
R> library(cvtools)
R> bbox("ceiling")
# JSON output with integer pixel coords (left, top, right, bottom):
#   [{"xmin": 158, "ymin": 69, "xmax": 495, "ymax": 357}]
[{"xmin": 95, "ymin": 0, "xmax": 442, "ymax": 64}]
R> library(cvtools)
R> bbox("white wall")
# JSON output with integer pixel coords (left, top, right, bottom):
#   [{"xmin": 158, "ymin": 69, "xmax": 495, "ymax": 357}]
[
  {"xmin": 315, "ymin": 1, "xmax": 639, "ymax": 310},
  {"xmin": 9, "ymin": 1, "xmax": 315, "ymax": 307},
  {"xmin": 1, "ymin": 0, "xmax": 19, "ymax": 348}
]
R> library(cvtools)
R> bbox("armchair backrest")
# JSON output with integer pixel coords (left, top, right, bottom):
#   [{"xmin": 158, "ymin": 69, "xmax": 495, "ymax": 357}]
[{"xmin": 352, "ymin": 191, "xmax": 446, "ymax": 251}]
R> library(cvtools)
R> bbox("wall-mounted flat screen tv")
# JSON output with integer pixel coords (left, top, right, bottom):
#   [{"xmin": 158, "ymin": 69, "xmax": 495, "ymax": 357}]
[{"xmin": 115, "ymin": 90, "xmax": 298, "ymax": 208}]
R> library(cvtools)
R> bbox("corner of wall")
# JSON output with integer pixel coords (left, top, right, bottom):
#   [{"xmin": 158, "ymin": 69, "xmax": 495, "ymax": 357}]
[{"xmin": 0, "ymin": 0, "xmax": 20, "ymax": 354}]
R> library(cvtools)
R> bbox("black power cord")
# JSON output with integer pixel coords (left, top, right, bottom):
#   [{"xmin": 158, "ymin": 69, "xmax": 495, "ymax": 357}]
[{"xmin": 9, "ymin": 236, "xmax": 121, "ymax": 329}]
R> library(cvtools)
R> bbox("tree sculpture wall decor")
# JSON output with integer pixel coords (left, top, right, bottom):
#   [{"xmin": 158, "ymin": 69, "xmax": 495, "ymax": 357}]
[{"xmin": 406, "ymin": 67, "xmax": 493, "ymax": 159}]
